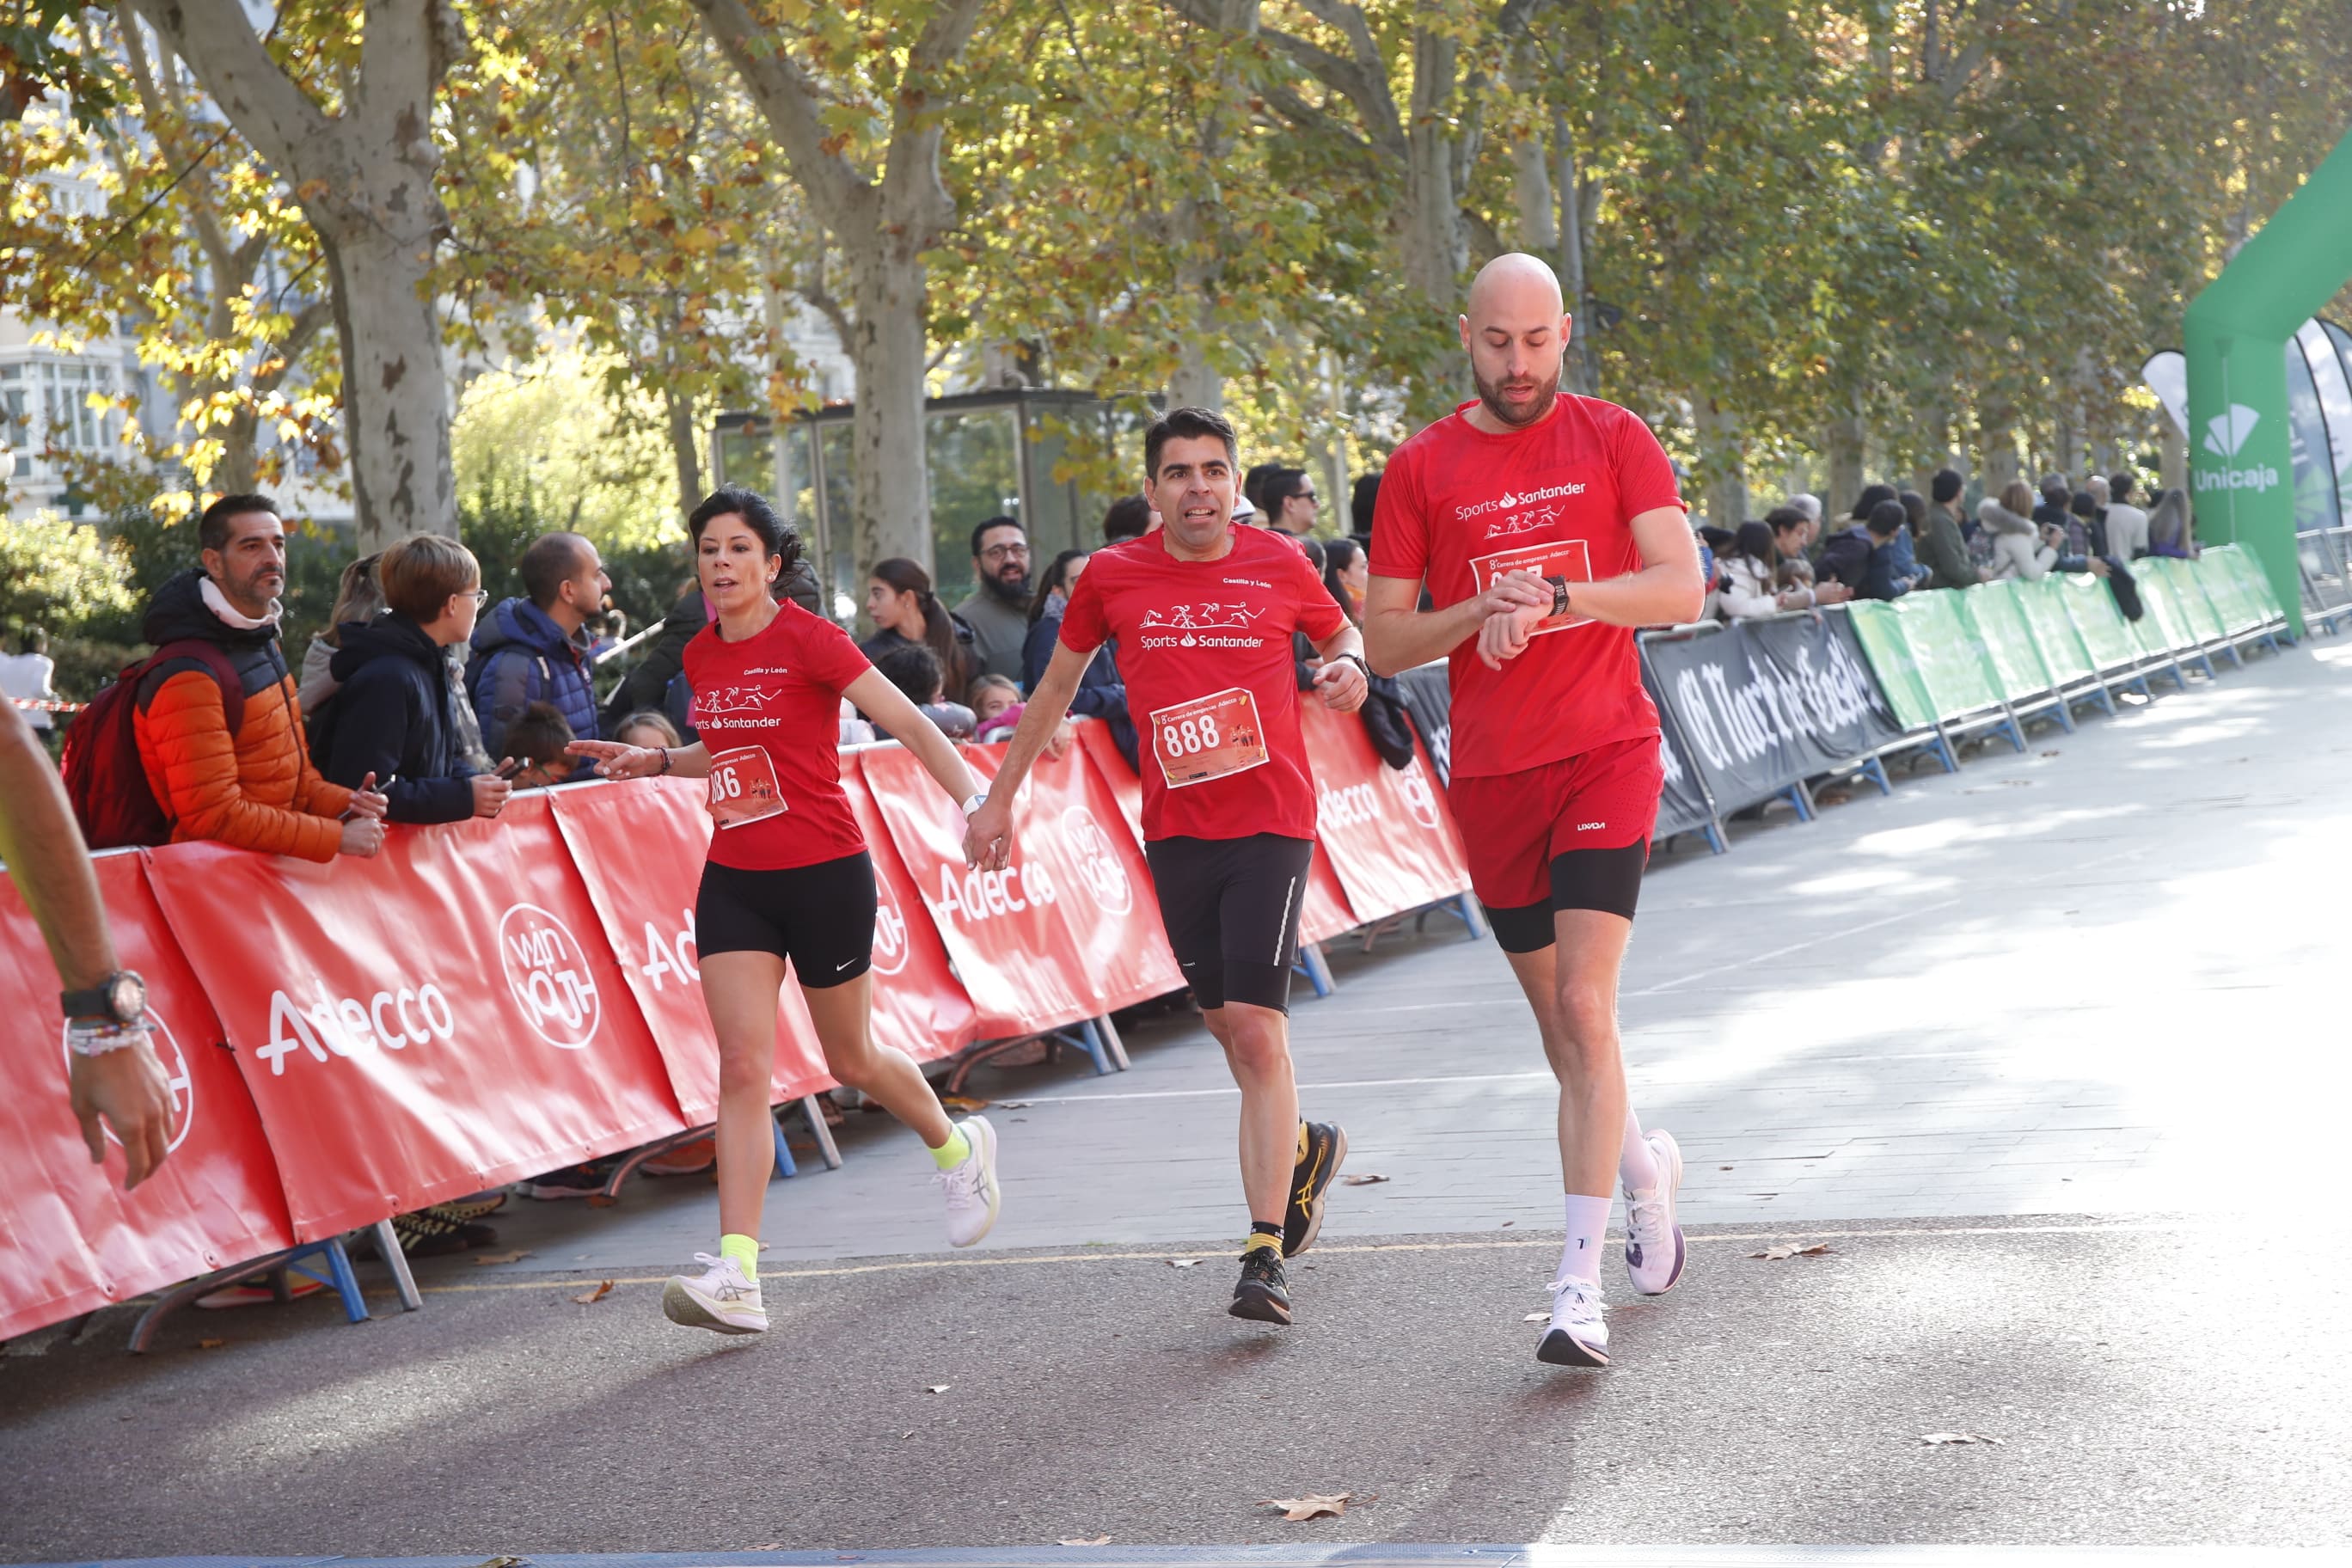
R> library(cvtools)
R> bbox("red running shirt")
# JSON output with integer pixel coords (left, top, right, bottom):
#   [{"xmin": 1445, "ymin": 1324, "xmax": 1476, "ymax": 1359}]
[
  {"xmin": 683, "ymin": 601, "xmax": 873, "ymax": 870},
  {"xmin": 1369, "ymin": 395, "xmax": 1686, "ymax": 779},
  {"xmin": 1059, "ymin": 524, "xmax": 1348, "ymax": 842}
]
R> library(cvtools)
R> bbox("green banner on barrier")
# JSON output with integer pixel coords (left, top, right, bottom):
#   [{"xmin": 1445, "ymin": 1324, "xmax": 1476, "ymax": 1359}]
[
  {"xmin": 1891, "ymin": 590, "xmax": 2006, "ymax": 720},
  {"xmin": 1958, "ymin": 583, "xmax": 2061, "ymax": 705},
  {"xmin": 2191, "ymin": 549, "xmax": 2262, "ymax": 633},
  {"xmin": 2015, "ymin": 578, "xmax": 2098, "ymax": 683},
  {"xmin": 2203, "ymin": 542, "xmax": 2288, "ymax": 626},
  {"xmin": 2147, "ymin": 556, "xmax": 2228, "ymax": 644},
  {"xmin": 2055, "ymin": 572, "xmax": 2143, "ymax": 672},
  {"xmin": 1841, "ymin": 602, "xmax": 1939, "ymax": 732},
  {"xmin": 2131, "ymin": 568, "xmax": 2203, "ymax": 658}
]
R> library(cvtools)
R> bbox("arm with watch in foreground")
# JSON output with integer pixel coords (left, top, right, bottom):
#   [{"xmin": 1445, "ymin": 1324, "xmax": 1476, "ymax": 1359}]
[{"xmin": 0, "ymin": 700, "xmax": 175, "ymax": 1190}]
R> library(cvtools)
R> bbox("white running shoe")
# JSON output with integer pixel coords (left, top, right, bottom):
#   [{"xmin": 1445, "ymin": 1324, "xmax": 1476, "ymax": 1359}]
[
  {"xmin": 938, "ymin": 1115, "xmax": 1001, "ymax": 1248},
  {"xmin": 661, "ymin": 1253, "xmax": 767, "ymax": 1335},
  {"xmin": 1624, "ymin": 1128, "xmax": 1687, "ymax": 1296},
  {"xmin": 1536, "ymin": 1275, "xmax": 1609, "ymax": 1367}
]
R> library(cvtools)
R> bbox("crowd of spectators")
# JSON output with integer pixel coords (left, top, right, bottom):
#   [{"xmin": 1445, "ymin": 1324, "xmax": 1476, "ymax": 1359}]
[{"xmin": 1702, "ymin": 467, "xmax": 2200, "ymax": 627}]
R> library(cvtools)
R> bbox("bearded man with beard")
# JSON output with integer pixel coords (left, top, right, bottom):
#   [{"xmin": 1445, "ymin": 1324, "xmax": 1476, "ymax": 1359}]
[
  {"xmin": 952, "ymin": 516, "xmax": 1034, "ymax": 682},
  {"xmin": 1360, "ymin": 253, "xmax": 1707, "ymax": 1370}
]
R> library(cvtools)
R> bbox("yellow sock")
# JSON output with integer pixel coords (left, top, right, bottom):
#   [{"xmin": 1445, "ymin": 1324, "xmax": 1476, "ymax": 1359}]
[
  {"xmin": 718, "ymin": 1233, "xmax": 759, "ymax": 1275},
  {"xmin": 1246, "ymin": 1221, "xmax": 1284, "ymax": 1258},
  {"xmin": 928, "ymin": 1124, "xmax": 972, "ymax": 1170},
  {"xmin": 1295, "ymin": 1121, "xmax": 1308, "ymax": 1161}
]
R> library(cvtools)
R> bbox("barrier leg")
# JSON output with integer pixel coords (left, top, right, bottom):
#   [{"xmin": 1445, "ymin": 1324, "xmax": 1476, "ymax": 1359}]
[
  {"xmin": 1296, "ymin": 940, "xmax": 1337, "ymax": 998},
  {"xmin": 770, "ymin": 1111, "xmax": 799, "ymax": 1179},
  {"xmin": 1093, "ymin": 1012, "xmax": 1133, "ymax": 1071},
  {"xmin": 1782, "ymin": 783, "xmax": 1815, "ymax": 823},
  {"xmin": 800, "ymin": 1094, "xmax": 843, "ymax": 1170},
  {"xmin": 1703, "ymin": 820, "xmax": 1728, "ymax": 854},
  {"xmin": 372, "ymin": 1220, "xmax": 424, "ymax": 1312},
  {"xmin": 319, "ymin": 1237, "xmax": 371, "ymax": 1325},
  {"xmin": 1860, "ymin": 755, "xmax": 1893, "ymax": 797},
  {"xmin": 1997, "ymin": 713, "xmax": 2026, "ymax": 753},
  {"xmin": 1072, "ymin": 1020, "xmax": 1117, "ymax": 1076},
  {"xmin": 1455, "ymin": 893, "xmax": 1489, "ymax": 940}
]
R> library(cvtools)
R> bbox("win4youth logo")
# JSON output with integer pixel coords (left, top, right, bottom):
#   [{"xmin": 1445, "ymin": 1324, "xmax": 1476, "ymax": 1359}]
[{"xmin": 2196, "ymin": 403, "xmax": 2281, "ymax": 493}]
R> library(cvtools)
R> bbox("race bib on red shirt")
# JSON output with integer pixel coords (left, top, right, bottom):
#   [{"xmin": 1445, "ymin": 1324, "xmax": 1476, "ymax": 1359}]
[
  {"xmin": 1149, "ymin": 687, "xmax": 1270, "ymax": 788},
  {"xmin": 707, "ymin": 745, "xmax": 788, "ymax": 830},
  {"xmin": 1467, "ymin": 538, "xmax": 1595, "ymax": 635}
]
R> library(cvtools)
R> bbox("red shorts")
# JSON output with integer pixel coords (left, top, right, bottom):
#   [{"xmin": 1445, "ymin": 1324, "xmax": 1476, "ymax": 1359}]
[{"xmin": 1445, "ymin": 736, "xmax": 1663, "ymax": 910}]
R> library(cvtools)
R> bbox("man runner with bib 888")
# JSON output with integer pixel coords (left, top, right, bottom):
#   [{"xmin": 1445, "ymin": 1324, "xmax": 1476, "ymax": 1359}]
[
  {"xmin": 1363, "ymin": 254, "xmax": 1706, "ymax": 1368},
  {"xmin": 964, "ymin": 407, "xmax": 1367, "ymax": 1326},
  {"xmin": 569, "ymin": 487, "xmax": 1002, "ymax": 1336}
]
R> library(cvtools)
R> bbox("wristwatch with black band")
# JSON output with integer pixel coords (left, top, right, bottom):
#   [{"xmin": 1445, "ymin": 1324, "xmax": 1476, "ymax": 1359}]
[
  {"xmin": 62, "ymin": 970, "xmax": 145, "ymax": 1026},
  {"xmin": 1542, "ymin": 575, "xmax": 1571, "ymax": 618},
  {"xmin": 1334, "ymin": 652, "xmax": 1372, "ymax": 683}
]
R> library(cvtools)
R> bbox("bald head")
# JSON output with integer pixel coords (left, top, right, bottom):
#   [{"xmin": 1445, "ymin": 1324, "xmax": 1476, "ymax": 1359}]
[{"xmin": 1458, "ymin": 253, "xmax": 1571, "ymax": 431}]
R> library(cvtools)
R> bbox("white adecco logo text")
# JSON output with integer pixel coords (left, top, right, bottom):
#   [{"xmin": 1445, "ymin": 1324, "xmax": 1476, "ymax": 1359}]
[
  {"xmin": 934, "ymin": 854, "xmax": 1060, "ymax": 923},
  {"xmin": 62, "ymin": 1008, "xmax": 195, "ymax": 1153},
  {"xmin": 635, "ymin": 907, "xmax": 701, "ymax": 993},
  {"xmin": 871, "ymin": 876, "xmax": 910, "ymax": 977},
  {"xmin": 259, "ymin": 978, "xmax": 456, "ymax": 1073},
  {"xmin": 1059, "ymin": 805, "xmax": 1132, "ymax": 914},
  {"xmin": 498, "ymin": 903, "xmax": 603, "ymax": 1050},
  {"xmin": 2197, "ymin": 402, "xmax": 2281, "ymax": 493},
  {"xmin": 1318, "ymin": 778, "xmax": 1381, "ymax": 830}
]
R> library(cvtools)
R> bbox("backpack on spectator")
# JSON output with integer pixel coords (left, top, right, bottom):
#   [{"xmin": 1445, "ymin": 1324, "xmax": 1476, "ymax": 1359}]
[{"xmin": 61, "ymin": 641, "xmax": 245, "ymax": 849}]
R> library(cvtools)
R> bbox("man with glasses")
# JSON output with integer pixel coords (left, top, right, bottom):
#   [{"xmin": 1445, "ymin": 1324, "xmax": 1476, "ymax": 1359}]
[{"xmin": 954, "ymin": 516, "xmax": 1034, "ymax": 682}]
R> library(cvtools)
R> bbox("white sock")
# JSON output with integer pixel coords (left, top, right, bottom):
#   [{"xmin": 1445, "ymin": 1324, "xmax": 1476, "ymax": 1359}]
[
  {"xmin": 1558, "ymin": 1192, "xmax": 1614, "ymax": 1284},
  {"xmin": 1618, "ymin": 1104, "xmax": 1660, "ymax": 1194}
]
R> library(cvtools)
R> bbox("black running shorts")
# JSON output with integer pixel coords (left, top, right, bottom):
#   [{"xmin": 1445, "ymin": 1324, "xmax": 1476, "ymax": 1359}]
[
  {"xmin": 1143, "ymin": 834, "xmax": 1316, "ymax": 1014},
  {"xmin": 695, "ymin": 851, "xmax": 877, "ymax": 986},
  {"xmin": 1484, "ymin": 841, "xmax": 1649, "ymax": 954}
]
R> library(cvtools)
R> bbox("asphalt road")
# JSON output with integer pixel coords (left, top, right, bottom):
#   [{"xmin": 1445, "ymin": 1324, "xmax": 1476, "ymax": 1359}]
[{"xmin": 6, "ymin": 635, "xmax": 2352, "ymax": 1559}]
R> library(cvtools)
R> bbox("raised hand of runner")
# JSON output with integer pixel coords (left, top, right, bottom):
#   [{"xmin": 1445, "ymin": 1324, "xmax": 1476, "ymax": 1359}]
[
  {"xmin": 567, "ymin": 738, "xmax": 710, "ymax": 780},
  {"xmin": 1311, "ymin": 656, "xmax": 1369, "ymax": 712}
]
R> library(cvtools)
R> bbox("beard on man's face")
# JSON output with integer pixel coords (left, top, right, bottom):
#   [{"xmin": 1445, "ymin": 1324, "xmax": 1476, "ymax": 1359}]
[
  {"xmin": 1473, "ymin": 363, "xmax": 1561, "ymax": 429},
  {"xmin": 983, "ymin": 567, "xmax": 1032, "ymax": 605}
]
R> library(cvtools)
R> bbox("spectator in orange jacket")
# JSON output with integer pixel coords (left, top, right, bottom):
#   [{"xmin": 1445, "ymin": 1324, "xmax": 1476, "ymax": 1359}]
[{"xmin": 132, "ymin": 493, "xmax": 387, "ymax": 862}]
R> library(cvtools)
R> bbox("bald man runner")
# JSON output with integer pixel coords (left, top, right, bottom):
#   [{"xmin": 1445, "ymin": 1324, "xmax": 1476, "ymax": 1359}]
[{"xmin": 1363, "ymin": 254, "xmax": 1707, "ymax": 1368}]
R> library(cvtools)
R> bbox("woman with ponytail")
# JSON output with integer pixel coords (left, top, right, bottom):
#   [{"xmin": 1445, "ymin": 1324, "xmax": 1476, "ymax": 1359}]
[{"xmin": 862, "ymin": 558, "xmax": 978, "ymax": 704}]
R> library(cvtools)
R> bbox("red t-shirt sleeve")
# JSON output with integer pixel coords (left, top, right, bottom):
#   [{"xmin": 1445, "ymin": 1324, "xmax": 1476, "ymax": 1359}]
[
  {"xmin": 1292, "ymin": 548, "xmax": 1348, "ymax": 643},
  {"xmin": 1367, "ymin": 443, "xmax": 1430, "ymax": 579},
  {"xmin": 1058, "ymin": 564, "xmax": 1109, "ymax": 653},
  {"xmin": 799, "ymin": 610, "xmax": 873, "ymax": 693},
  {"xmin": 1610, "ymin": 406, "xmax": 1687, "ymax": 520}
]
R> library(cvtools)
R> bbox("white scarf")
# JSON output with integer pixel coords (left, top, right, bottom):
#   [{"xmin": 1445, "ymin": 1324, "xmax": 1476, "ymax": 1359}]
[{"xmin": 201, "ymin": 575, "xmax": 283, "ymax": 630}]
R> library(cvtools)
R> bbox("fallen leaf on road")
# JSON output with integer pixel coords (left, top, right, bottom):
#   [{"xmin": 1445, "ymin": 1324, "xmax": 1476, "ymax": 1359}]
[
  {"xmin": 196, "ymin": 1338, "xmax": 226, "ymax": 1350},
  {"xmin": 1341, "ymin": 1173, "xmax": 1389, "ymax": 1186},
  {"xmin": 1920, "ymin": 1431, "xmax": 2002, "ymax": 1446},
  {"xmin": 472, "ymin": 1249, "xmax": 533, "ymax": 1265},
  {"xmin": 924, "ymin": 1384, "xmax": 951, "ymax": 1394},
  {"xmin": 586, "ymin": 1193, "xmax": 618, "ymax": 1209},
  {"xmin": 1523, "ymin": 1312, "xmax": 1550, "ymax": 1323},
  {"xmin": 1499, "ymin": 1220, "xmax": 1513, "ymax": 1228},
  {"xmin": 572, "ymin": 1280, "xmax": 614, "ymax": 1305},
  {"xmin": 1263, "ymin": 1492, "xmax": 1351, "ymax": 1522},
  {"xmin": 2040, "ymin": 750, "xmax": 2061, "ymax": 757},
  {"xmin": 1057, "ymin": 1537, "xmax": 1112, "ymax": 1547},
  {"xmin": 1167, "ymin": 1259, "xmax": 1199, "ymax": 1268},
  {"xmin": 1749, "ymin": 1242, "xmax": 1833, "ymax": 1261},
  {"xmin": 940, "ymin": 1094, "xmax": 990, "ymax": 1112},
  {"xmin": 998, "ymin": 1099, "xmax": 1034, "ymax": 1109}
]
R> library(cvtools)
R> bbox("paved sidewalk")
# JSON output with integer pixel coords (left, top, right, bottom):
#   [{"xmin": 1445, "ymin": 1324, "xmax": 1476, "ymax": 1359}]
[{"xmin": 480, "ymin": 635, "xmax": 2352, "ymax": 1270}]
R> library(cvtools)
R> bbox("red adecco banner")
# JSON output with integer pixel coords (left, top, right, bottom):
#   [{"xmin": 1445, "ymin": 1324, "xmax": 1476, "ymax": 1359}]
[
  {"xmin": 145, "ymin": 793, "xmax": 688, "ymax": 1240},
  {"xmin": 549, "ymin": 778, "xmax": 838, "ymax": 1119},
  {"xmin": 860, "ymin": 741, "xmax": 1182, "ymax": 1038},
  {"xmin": 836, "ymin": 760, "xmax": 977, "ymax": 1064},
  {"xmin": 1075, "ymin": 717, "xmax": 1357, "ymax": 949},
  {"xmin": 1298, "ymin": 703, "xmax": 1473, "ymax": 925},
  {"xmin": 0, "ymin": 853, "xmax": 296, "ymax": 1340}
]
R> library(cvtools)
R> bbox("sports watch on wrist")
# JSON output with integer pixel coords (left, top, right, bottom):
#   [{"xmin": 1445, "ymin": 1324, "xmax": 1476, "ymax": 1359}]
[
  {"xmin": 62, "ymin": 970, "xmax": 145, "ymax": 1026},
  {"xmin": 1542, "ymin": 575, "xmax": 1571, "ymax": 619},
  {"xmin": 1336, "ymin": 652, "xmax": 1372, "ymax": 682},
  {"xmin": 960, "ymin": 791, "xmax": 989, "ymax": 818}
]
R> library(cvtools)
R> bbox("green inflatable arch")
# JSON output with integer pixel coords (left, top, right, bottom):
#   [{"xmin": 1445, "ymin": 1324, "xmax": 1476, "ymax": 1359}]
[{"xmin": 2184, "ymin": 130, "xmax": 2352, "ymax": 636}]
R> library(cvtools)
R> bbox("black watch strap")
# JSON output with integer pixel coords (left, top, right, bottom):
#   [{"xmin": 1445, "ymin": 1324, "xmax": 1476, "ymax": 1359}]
[{"xmin": 1543, "ymin": 574, "xmax": 1571, "ymax": 618}]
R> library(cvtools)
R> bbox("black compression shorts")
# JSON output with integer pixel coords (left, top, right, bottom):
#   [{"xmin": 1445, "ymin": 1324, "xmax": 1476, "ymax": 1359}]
[
  {"xmin": 1484, "ymin": 841, "xmax": 1650, "ymax": 954},
  {"xmin": 1142, "ymin": 834, "xmax": 1315, "ymax": 1014},
  {"xmin": 695, "ymin": 851, "xmax": 877, "ymax": 986}
]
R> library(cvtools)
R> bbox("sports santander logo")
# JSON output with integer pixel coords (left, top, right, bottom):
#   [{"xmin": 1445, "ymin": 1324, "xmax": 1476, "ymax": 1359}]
[
  {"xmin": 1058, "ymin": 805, "xmax": 1133, "ymax": 914},
  {"xmin": 61, "ymin": 1009, "xmax": 195, "ymax": 1154},
  {"xmin": 498, "ymin": 903, "xmax": 603, "ymax": 1050}
]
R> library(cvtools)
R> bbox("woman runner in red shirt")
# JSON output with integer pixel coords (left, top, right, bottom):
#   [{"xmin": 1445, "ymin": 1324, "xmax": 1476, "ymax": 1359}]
[{"xmin": 569, "ymin": 487, "xmax": 1001, "ymax": 1336}]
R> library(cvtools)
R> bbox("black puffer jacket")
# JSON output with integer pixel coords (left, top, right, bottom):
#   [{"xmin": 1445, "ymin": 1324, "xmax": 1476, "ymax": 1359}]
[{"xmin": 320, "ymin": 612, "xmax": 478, "ymax": 824}]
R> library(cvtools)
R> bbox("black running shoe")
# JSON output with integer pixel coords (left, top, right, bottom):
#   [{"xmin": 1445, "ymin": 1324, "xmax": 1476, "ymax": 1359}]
[
  {"xmin": 1283, "ymin": 1120, "xmax": 1347, "ymax": 1259},
  {"xmin": 1228, "ymin": 1246, "xmax": 1292, "ymax": 1325}
]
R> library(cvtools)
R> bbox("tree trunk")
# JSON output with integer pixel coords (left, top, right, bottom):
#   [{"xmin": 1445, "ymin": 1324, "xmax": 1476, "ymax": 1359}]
[
  {"xmin": 126, "ymin": 0, "xmax": 458, "ymax": 550},
  {"xmin": 1825, "ymin": 411, "xmax": 1866, "ymax": 518},
  {"xmin": 1398, "ymin": 29, "xmax": 1465, "ymax": 301},
  {"xmin": 2159, "ymin": 419, "xmax": 2187, "ymax": 494},
  {"xmin": 1695, "ymin": 395, "xmax": 1748, "ymax": 530},
  {"xmin": 1979, "ymin": 405, "xmax": 2020, "ymax": 493},
  {"xmin": 1511, "ymin": 121, "xmax": 1557, "ymax": 253},
  {"xmin": 664, "ymin": 383, "xmax": 701, "ymax": 521},
  {"xmin": 845, "ymin": 243, "xmax": 934, "ymax": 578},
  {"xmin": 1556, "ymin": 119, "xmax": 1598, "ymax": 398}
]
